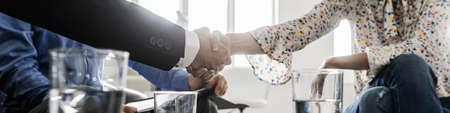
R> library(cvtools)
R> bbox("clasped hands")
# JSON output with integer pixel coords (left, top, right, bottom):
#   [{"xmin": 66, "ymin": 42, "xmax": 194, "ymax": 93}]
[{"xmin": 187, "ymin": 27, "xmax": 232, "ymax": 81}]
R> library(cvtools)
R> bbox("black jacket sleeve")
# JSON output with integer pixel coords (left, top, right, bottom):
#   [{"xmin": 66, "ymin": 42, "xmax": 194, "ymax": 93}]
[{"xmin": 0, "ymin": 0, "xmax": 186, "ymax": 70}]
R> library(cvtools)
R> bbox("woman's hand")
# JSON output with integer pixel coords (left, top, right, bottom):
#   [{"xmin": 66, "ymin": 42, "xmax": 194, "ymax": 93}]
[
  {"xmin": 311, "ymin": 73, "xmax": 326, "ymax": 99},
  {"xmin": 310, "ymin": 53, "xmax": 369, "ymax": 99},
  {"xmin": 310, "ymin": 60, "xmax": 331, "ymax": 99}
]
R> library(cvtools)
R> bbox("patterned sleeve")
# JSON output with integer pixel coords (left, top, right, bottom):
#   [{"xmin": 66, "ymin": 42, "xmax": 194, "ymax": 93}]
[
  {"xmin": 249, "ymin": 0, "xmax": 350, "ymax": 66},
  {"xmin": 366, "ymin": 0, "xmax": 449, "ymax": 76}
]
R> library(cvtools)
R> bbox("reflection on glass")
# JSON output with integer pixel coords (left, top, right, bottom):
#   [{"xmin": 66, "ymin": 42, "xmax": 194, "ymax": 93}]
[
  {"xmin": 291, "ymin": 69, "xmax": 343, "ymax": 113},
  {"xmin": 154, "ymin": 91, "xmax": 198, "ymax": 113},
  {"xmin": 49, "ymin": 48, "xmax": 129, "ymax": 113},
  {"xmin": 189, "ymin": 0, "xmax": 227, "ymax": 32}
]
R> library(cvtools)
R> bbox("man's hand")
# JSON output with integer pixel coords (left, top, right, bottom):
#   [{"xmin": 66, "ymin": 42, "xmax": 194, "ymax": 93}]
[
  {"xmin": 188, "ymin": 27, "xmax": 231, "ymax": 80},
  {"xmin": 206, "ymin": 74, "xmax": 228, "ymax": 96},
  {"xmin": 123, "ymin": 106, "xmax": 138, "ymax": 113},
  {"xmin": 188, "ymin": 74, "xmax": 228, "ymax": 96}
]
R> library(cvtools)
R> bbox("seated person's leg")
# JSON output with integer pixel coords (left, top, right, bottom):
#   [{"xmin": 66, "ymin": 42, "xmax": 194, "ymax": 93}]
[
  {"xmin": 359, "ymin": 87, "xmax": 393, "ymax": 113},
  {"xmin": 347, "ymin": 54, "xmax": 443, "ymax": 113},
  {"xmin": 0, "ymin": 13, "xmax": 50, "ymax": 113},
  {"xmin": 344, "ymin": 100, "xmax": 359, "ymax": 113},
  {"xmin": 345, "ymin": 87, "xmax": 393, "ymax": 113}
]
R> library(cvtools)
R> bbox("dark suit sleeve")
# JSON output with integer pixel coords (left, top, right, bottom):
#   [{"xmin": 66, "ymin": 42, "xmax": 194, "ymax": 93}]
[{"xmin": 0, "ymin": 0, "xmax": 185, "ymax": 70}]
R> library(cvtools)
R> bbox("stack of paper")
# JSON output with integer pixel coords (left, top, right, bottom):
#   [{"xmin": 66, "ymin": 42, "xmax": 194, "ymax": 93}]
[{"xmin": 126, "ymin": 98, "xmax": 154, "ymax": 112}]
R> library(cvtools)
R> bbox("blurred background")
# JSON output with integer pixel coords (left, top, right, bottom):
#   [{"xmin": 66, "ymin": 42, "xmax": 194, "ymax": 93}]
[{"xmin": 124, "ymin": 0, "xmax": 450, "ymax": 113}]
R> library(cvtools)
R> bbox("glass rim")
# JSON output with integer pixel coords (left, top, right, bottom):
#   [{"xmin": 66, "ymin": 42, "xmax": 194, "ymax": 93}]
[
  {"xmin": 50, "ymin": 48, "xmax": 129, "ymax": 58},
  {"xmin": 290, "ymin": 68, "xmax": 343, "ymax": 75},
  {"xmin": 154, "ymin": 91, "xmax": 199, "ymax": 95}
]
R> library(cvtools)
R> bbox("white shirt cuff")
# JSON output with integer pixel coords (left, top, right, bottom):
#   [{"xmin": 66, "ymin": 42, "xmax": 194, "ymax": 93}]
[{"xmin": 176, "ymin": 30, "xmax": 200, "ymax": 68}]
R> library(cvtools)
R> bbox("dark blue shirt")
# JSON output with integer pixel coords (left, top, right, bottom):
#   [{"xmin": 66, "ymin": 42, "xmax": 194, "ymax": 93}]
[{"xmin": 0, "ymin": 12, "xmax": 191, "ymax": 113}]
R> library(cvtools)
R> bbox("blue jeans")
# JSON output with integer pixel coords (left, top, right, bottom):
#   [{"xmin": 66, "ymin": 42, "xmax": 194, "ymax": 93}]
[{"xmin": 345, "ymin": 54, "xmax": 450, "ymax": 113}]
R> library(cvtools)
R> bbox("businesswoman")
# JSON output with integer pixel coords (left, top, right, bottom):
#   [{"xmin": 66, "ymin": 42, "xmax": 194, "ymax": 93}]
[{"xmin": 226, "ymin": 0, "xmax": 449, "ymax": 113}]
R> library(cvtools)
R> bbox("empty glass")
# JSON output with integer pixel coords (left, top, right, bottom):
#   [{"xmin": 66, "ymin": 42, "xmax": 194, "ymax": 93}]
[
  {"xmin": 291, "ymin": 69, "xmax": 343, "ymax": 113},
  {"xmin": 49, "ymin": 48, "xmax": 129, "ymax": 113},
  {"xmin": 154, "ymin": 91, "xmax": 198, "ymax": 113}
]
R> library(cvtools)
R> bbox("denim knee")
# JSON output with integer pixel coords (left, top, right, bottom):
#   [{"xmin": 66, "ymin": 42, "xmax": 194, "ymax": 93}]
[
  {"xmin": 387, "ymin": 54, "xmax": 436, "ymax": 86},
  {"xmin": 358, "ymin": 87, "xmax": 393, "ymax": 113},
  {"xmin": 391, "ymin": 54, "xmax": 428, "ymax": 70}
]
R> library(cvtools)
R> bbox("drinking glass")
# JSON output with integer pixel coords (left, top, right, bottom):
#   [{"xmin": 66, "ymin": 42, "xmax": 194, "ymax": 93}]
[
  {"xmin": 154, "ymin": 91, "xmax": 198, "ymax": 113},
  {"xmin": 291, "ymin": 69, "xmax": 343, "ymax": 113},
  {"xmin": 49, "ymin": 48, "xmax": 129, "ymax": 113}
]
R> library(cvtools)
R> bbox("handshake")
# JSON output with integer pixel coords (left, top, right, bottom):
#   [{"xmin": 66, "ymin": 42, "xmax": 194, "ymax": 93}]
[{"xmin": 187, "ymin": 27, "xmax": 232, "ymax": 81}]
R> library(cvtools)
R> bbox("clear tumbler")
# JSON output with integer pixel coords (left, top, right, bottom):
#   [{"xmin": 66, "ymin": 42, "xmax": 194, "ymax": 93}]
[
  {"xmin": 154, "ymin": 91, "xmax": 198, "ymax": 113},
  {"xmin": 291, "ymin": 69, "xmax": 343, "ymax": 113},
  {"xmin": 49, "ymin": 48, "xmax": 129, "ymax": 113}
]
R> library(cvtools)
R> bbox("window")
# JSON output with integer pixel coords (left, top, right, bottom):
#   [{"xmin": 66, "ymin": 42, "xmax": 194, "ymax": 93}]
[
  {"xmin": 134, "ymin": 0, "xmax": 180, "ymax": 23},
  {"xmin": 235, "ymin": 0, "xmax": 273, "ymax": 32},
  {"xmin": 134, "ymin": 0, "xmax": 278, "ymax": 68},
  {"xmin": 234, "ymin": 0, "xmax": 275, "ymax": 67},
  {"xmin": 188, "ymin": 0, "xmax": 228, "ymax": 32},
  {"xmin": 333, "ymin": 20, "xmax": 352, "ymax": 56}
]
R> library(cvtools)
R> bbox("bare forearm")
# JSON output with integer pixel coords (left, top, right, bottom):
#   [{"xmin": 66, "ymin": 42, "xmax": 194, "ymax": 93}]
[
  {"xmin": 226, "ymin": 32, "xmax": 369, "ymax": 70},
  {"xmin": 324, "ymin": 53, "xmax": 369, "ymax": 70},
  {"xmin": 226, "ymin": 33, "xmax": 264, "ymax": 55}
]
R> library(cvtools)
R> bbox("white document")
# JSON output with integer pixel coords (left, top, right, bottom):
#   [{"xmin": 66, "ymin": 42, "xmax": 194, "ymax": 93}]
[{"xmin": 126, "ymin": 98, "xmax": 154, "ymax": 112}]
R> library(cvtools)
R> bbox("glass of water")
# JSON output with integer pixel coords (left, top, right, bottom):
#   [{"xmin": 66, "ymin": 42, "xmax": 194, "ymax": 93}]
[
  {"xmin": 291, "ymin": 69, "xmax": 343, "ymax": 113},
  {"xmin": 49, "ymin": 48, "xmax": 129, "ymax": 113},
  {"xmin": 154, "ymin": 91, "xmax": 198, "ymax": 113}
]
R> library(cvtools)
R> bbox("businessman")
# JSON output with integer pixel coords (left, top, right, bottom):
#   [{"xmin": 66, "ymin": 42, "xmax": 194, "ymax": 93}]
[
  {"xmin": 0, "ymin": 0, "xmax": 232, "ymax": 77},
  {"xmin": 0, "ymin": 12, "xmax": 228, "ymax": 113}
]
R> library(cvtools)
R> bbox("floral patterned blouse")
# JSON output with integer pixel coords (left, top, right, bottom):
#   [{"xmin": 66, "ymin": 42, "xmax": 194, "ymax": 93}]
[{"xmin": 249, "ymin": 0, "xmax": 450, "ymax": 96}]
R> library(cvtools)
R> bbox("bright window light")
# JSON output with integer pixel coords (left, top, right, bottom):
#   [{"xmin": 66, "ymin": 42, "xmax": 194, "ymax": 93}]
[
  {"xmin": 234, "ymin": 0, "xmax": 274, "ymax": 67},
  {"xmin": 137, "ymin": 0, "xmax": 277, "ymax": 68},
  {"xmin": 137, "ymin": 0, "xmax": 179, "ymax": 23},
  {"xmin": 188, "ymin": 0, "xmax": 228, "ymax": 32},
  {"xmin": 333, "ymin": 20, "xmax": 352, "ymax": 56},
  {"xmin": 235, "ymin": 0, "xmax": 273, "ymax": 32}
]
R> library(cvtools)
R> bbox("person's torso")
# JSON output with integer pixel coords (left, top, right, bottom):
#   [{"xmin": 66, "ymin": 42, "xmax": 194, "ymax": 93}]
[
  {"xmin": 0, "ymin": 12, "xmax": 95, "ymax": 113},
  {"xmin": 345, "ymin": 0, "xmax": 449, "ymax": 96}
]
